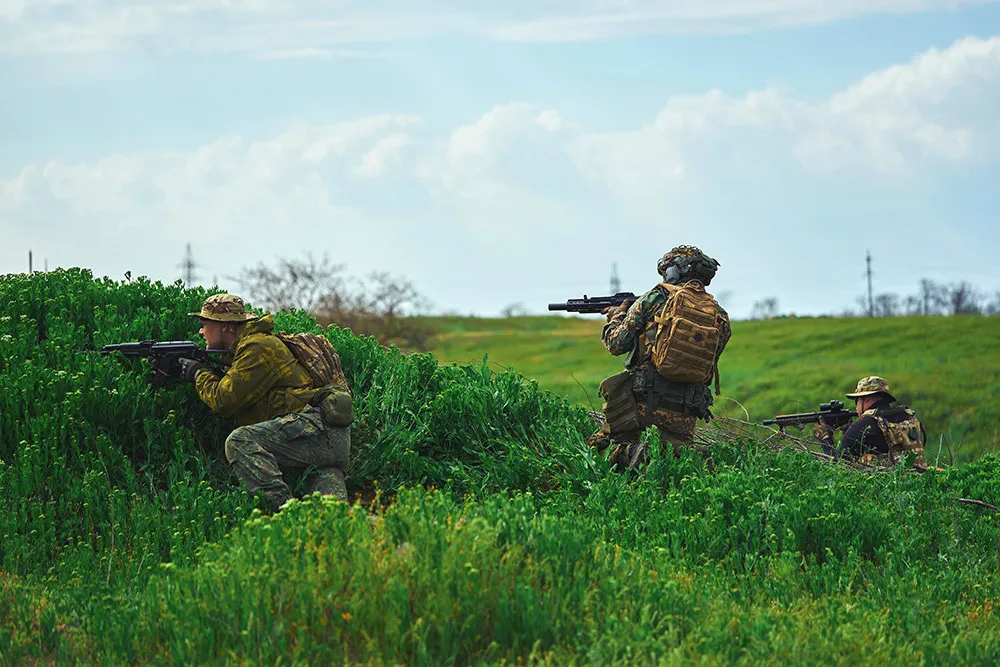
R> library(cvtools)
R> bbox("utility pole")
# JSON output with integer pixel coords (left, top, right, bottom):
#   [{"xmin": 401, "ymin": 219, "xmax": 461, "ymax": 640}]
[
  {"xmin": 609, "ymin": 262, "xmax": 621, "ymax": 294},
  {"xmin": 28, "ymin": 250, "xmax": 32, "ymax": 274},
  {"xmin": 178, "ymin": 243, "xmax": 199, "ymax": 286},
  {"xmin": 866, "ymin": 250, "xmax": 874, "ymax": 318}
]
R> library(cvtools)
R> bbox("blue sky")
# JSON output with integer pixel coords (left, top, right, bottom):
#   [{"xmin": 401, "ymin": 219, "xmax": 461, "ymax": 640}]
[{"xmin": 2, "ymin": 1, "xmax": 999, "ymax": 318}]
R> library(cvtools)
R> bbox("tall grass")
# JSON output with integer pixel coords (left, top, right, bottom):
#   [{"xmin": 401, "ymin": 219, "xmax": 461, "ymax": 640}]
[
  {"xmin": 2, "ymin": 270, "xmax": 1000, "ymax": 664},
  {"xmin": 427, "ymin": 313, "xmax": 1000, "ymax": 462}
]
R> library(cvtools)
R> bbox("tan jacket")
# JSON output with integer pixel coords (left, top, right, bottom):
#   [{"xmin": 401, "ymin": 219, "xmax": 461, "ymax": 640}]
[{"xmin": 195, "ymin": 315, "xmax": 321, "ymax": 427}]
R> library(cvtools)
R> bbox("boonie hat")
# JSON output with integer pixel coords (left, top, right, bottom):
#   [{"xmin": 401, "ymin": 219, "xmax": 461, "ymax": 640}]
[
  {"xmin": 188, "ymin": 294, "xmax": 258, "ymax": 323},
  {"xmin": 845, "ymin": 375, "xmax": 896, "ymax": 402}
]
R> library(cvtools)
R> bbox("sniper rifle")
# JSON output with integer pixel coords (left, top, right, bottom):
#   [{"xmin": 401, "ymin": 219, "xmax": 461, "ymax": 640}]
[
  {"xmin": 548, "ymin": 292, "xmax": 638, "ymax": 314},
  {"xmin": 762, "ymin": 400, "xmax": 857, "ymax": 433},
  {"xmin": 101, "ymin": 340, "xmax": 234, "ymax": 389}
]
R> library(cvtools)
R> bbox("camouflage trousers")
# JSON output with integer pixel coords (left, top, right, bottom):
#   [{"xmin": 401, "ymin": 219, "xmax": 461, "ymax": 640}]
[
  {"xmin": 586, "ymin": 401, "xmax": 696, "ymax": 472},
  {"xmin": 225, "ymin": 406, "xmax": 350, "ymax": 512}
]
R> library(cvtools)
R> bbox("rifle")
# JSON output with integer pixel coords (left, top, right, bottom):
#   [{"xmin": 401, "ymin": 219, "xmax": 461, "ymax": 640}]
[
  {"xmin": 548, "ymin": 292, "xmax": 638, "ymax": 314},
  {"xmin": 762, "ymin": 400, "xmax": 857, "ymax": 433},
  {"xmin": 101, "ymin": 340, "xmax": 234, "ymax": 389}
]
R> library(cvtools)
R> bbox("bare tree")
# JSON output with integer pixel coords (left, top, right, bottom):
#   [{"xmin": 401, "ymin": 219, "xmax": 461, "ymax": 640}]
[
  {"xmin": 917, "ymin": 278, "xmax": 946, "ymax": 315},
  {"xmin": 231, "ymin": 255, "xmax": 436, "ymax": 351},
  {"xmin": 872, "ymin": 293, "xmax": 901, "ymax": 317},
  {"xmin": 315, "ymin": 271, "xmax": 435, "ymax": 351},
  {"xmin": 986, "ymin": 292, "xmax": 1000, "ymax": 316},
  {"xmin": 501, "ymin": 302, "xmax": 528, "ymax": 317},
  {"xmin": 750, "ymin": 298, "xmax": 779, "ymax": 320},
  {"xmin": 230, "ymin": 253, "xmax": 346, "ymax": 313},
  {"xmin": 945, "ymin": 281, "xmax": 983, "ymax": 315}
]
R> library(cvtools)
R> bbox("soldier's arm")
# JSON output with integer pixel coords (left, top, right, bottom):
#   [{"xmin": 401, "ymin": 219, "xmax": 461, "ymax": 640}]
[
  {"xmin": 195, "ymin": 341, "xmax": 278, "ymax": 417},
  {"xmin": 714, "ymin": 305, "xmax": 732, "ymax": 359},
  {"xmin": 840, "ymin": 416, "xmax": 886, "ymax": 459},
  {"xmin": 601, "ymin": 291, "xmax": 659, "ymax": 356}
]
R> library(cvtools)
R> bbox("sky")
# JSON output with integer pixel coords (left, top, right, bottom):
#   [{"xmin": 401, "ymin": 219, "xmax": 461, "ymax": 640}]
[{"xmin": 2, "ymin": 1, "xmax": 999, "ymax": 319}]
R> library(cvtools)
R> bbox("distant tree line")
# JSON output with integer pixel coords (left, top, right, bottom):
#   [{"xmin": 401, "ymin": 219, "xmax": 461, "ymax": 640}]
[
  {"xmin": 231, "ymin": 254, "xmax": 436, "ymax": 351},
  {"xmin": 749, "ymin": 279, "xmax": 1000, "ymax": 321},
  {"xmin": 846, "ymin": 279, "xmax": 1000, "ymax": 318}
]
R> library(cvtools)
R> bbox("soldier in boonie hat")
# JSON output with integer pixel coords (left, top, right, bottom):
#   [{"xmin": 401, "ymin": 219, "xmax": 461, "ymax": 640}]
[
  {"xmin": 845, "ymin": 375, "xmax": 896, "ymax": 403},
  {"xmin": 174, "ymin": 291, "xmax": 352, "ymax": 513},
  {"xmin": 188, "ymin": 293, "xmax": 259, "ymax": 323},
  {"xmin": 815, "ymin": 374, "xmax": 927, "ymax": 469}
]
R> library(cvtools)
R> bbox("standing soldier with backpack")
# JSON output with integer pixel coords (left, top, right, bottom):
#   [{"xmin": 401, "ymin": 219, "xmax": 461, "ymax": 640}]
[
  {"xmin": 176, "ymin": 294, "xmax": 354, "ymax": 512},
  {"xmin": 587, "ymin": 246, "xmax": 732, "ymax": 471}
]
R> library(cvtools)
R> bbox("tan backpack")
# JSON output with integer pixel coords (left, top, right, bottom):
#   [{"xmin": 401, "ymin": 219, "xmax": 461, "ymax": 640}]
[
  {"xmin": 276, "ymin": 332, "xmax": 349, "ymax": 391},
  {"xmin": 862, "ymin": 406, "xmax": 927, "ymax": 467},
  {"xmin": 649, "ymin": 281, "xmax": 722, "ymax": 392}
]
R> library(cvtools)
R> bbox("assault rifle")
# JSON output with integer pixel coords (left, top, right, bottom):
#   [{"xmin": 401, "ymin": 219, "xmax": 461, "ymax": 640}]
[
  {"xmin": 101, "ymin": 340, "xmax": 234, "ymax": 389},
  {"xmin": 548, "ymin": 292, "xmax": 638, "ymax": 314},
  {"xmin": 762, "ymin": 400, "xmax": 856, "ymax": 433}
]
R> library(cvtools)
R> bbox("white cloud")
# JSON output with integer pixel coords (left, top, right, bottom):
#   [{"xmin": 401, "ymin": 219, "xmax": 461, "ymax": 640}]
[
  {"xmin": 2, "ymin": 36, "xmax": 999, "ymax": 316},
  {"xmin": 250, "ymin": 48, "xmax": 384, "ymax": 61},
  {"xmin": 353, "ymin": 133, "xmax": 412, "ymax": 178},
  {"xmin": 564, "ymin": 35, "xmax": 1000, "ymax": 213},
  {"xmin": 3, "ymin": 0, "xmax": 998, "ymax": 55}
]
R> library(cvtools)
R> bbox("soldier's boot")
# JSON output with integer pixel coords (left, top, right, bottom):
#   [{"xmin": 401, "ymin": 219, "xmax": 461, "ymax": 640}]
[{"xmin": 301, "ymin": 467, "xmax": 348, "ymax": 501}]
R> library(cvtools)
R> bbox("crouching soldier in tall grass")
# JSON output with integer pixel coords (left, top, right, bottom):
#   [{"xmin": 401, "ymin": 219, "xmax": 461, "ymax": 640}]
[
  {"xmin": 587, "ymin": 246, "xmax": 732, "ymax": 471},
  {"xmin": 815, "ymin": 375, "xmax": 928, "ymax": 468},
  {"xmin": 177, "ymin": 294, "xmax": 353, "ymax": 513}
]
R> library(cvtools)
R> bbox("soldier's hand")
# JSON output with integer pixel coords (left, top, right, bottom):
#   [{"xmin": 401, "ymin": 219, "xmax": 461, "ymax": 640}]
[
  {"xmin": 859, "ymin": 453, "xmax": 877, "ymax": 466},
  {"xmin": 602, "ymin": 300, "xmax": 632, "ymax": 322},
  {"xmin": 813, "ymin": 420, "xmax": 835, "ymax": 441},
  {"xmin": 177, "ymin": 357, "xmax": 207, "ymax": 383}
]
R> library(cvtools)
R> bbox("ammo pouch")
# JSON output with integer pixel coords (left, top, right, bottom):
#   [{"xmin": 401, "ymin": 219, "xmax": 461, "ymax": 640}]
[
  {"xmin": 598, "ymin": 370, "xmax": 642, "ymax": 435},
  {"xmin": 310, "ymin": 385, "xmax": 354, "ymax": 427},
  {"xmin": 635, "ymin": 367, "xmax": 713, "ymax": 421}
]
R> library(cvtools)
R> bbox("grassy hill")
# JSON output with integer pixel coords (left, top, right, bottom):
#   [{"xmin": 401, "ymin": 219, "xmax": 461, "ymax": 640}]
[
  {"xmin": 427, "ymin": 313, "xmax": 1000, "ymax": 463},
  {"xmin": 3, "ymin": 270, "xmax": 1000, "ymax": 664}
]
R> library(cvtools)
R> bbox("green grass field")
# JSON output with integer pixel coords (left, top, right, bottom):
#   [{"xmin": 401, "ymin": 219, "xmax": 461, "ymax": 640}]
[
  {"xmin": 4, "ymin": 271, "xmax": 1000, "ymax": 664},
  {"xmin": 426, "ymin": 313, "xmax": 1000, "ymax": 463}
]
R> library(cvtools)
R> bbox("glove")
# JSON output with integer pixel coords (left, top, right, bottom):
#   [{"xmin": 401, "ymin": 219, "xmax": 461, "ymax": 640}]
[
  {"xmin": 602, "ymin": 300, "xmax": 632, "ymax": 322},
  {"xmin": 813, "ymin": 420, "xmax": 835, "ymax": 441},
  {"xmin": 177, "ymin": 357, "xmax": 207, "ymax": 383}
]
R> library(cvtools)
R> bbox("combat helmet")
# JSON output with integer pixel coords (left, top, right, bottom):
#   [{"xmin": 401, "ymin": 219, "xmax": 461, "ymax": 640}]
[
  {"xmin": 657, "ymin": 245, "xmax": 721, "ymax": 286},
  {"xmin": 188, "ymin": 293, "xmax": 259, "ymax": 323}
]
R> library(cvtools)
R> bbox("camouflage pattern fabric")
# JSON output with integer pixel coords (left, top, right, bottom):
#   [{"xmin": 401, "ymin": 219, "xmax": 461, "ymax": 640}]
[
  {"xmin": 195, "ymin": 314, "xmax": 323, "ymax": 427},
  {"xmin": 846, "ymin": 375, "xmax": 897, "ymax": 401},
  {"xmin": 862, "ymin": 406, "xmax": 928, "ymax": 467},
  {"xmin": 586, "ymin": 401, "xmax": 696, "ymax": 471},
  {"xmin": 225, "ymin": 406, "xmax": 350, "ymax": 511},
  {"xmin": 602, "ymin": 284, "xmax": 732, "ymax": 372},
  {"xmin": 656, "ymin": 245, "xmax": 720, "ymax": 285},
  {"xmin": 188, "ymin": 293, "xmax": 259, "ymax": 322}
]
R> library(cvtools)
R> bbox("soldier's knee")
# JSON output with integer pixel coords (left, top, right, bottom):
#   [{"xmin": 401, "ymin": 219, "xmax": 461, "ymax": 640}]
[{"xmin": 224, "ymin": 426, "xmax": 254, "ymax": 464}]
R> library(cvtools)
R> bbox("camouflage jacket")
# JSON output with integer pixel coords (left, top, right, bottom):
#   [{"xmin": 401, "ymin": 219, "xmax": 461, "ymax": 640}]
[
  {"xmin": 602, "ymin": 283, "xmax": 732, "ymax": 374},
  {"xmin": 195, "ymin": 315, "xmax": 322, "ymax": 427}
]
